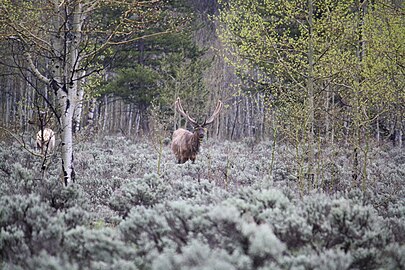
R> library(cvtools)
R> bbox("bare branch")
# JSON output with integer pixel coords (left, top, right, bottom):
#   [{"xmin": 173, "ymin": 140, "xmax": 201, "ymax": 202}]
[
  {"xmin": 24, "ymin": 52, "xmax": 50, "ymax": 85},
  {"xmin": 106, "ymin": 29, "xmax": 172, "ymax": 45},
  {"xmin": 0, "ymin": 126, "xmax": 44, "ymax": 158}
]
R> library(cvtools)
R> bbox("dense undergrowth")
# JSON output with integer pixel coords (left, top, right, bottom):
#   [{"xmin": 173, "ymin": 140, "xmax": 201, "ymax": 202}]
[{"xmin": 0, "ymin": 136, "xmax": 404, "ymax": 269}]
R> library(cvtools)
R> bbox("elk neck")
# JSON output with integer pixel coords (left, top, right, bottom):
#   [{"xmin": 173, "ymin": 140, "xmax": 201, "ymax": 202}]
[{"xmin": 190, "ymin": 130, "xmax": 202, "ymax": 153}]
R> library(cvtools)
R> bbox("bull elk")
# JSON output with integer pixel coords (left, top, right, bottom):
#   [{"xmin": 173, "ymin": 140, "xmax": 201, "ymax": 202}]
[{"xmin": 171, "ymin": 97, "xmax": 223, "ymax": 164}]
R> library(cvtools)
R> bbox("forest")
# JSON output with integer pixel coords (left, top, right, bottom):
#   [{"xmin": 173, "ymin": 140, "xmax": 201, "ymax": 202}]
[{"xmin": 0, "ymin": 0, "xmax": 404, "ymax": 269}]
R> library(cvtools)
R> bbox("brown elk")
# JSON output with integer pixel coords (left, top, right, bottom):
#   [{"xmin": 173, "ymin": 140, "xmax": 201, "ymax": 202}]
[{"xmin": 171, "ymin": 97, "xmax": 223, "ymax": 164}]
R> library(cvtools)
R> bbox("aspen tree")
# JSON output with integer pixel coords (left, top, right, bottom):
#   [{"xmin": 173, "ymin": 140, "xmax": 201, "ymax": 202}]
[{"xmin": 1, "ymin": 0, "xmax": 168, "ymax": 185}]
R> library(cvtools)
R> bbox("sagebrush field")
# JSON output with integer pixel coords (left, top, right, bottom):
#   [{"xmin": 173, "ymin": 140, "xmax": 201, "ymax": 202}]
[{"xmin": 0, "ymin": 136, "xmax": 404, "ymax": 269}]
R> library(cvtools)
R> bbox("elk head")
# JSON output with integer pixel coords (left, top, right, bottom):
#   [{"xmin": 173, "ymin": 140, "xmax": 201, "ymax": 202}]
[{"xmin": 171, "ymin": 97, "xmax": 223, "ymax": 164}]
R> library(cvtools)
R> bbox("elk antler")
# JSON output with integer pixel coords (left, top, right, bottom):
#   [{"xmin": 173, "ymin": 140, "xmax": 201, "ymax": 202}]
[
  {"xmin": 175, "ymin": 98, "xmax": 198, "ymax": 126},
  {"xmin": 203, "ymin": 100, "xmax": 223, "ymax": 126}
]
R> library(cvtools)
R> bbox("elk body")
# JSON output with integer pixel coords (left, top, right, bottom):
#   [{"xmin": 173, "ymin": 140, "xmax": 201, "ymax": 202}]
[
  {"xmin": 36, "ymin": 128, "xmax": 55, "ymax": 155},
  {"xmin": 171, "ymin": 98, "xmax": 223, "ymax": 164},
  {"xmin": 29, "ymin": 111, "xmax": 55, "ymax": 156}
]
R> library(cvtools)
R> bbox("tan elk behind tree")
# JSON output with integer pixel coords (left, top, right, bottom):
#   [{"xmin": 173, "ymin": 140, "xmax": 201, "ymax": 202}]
[
  {"xmin": 36, "ymin": 128, "xmax": 55, "ymax": 155},
  {"xmin": 29, "ymin": 111, "xmax": 55, "ymax": 156},
  {"xmin": 171, "ymin": 97, "xmax": 223, "ymax": 163}
]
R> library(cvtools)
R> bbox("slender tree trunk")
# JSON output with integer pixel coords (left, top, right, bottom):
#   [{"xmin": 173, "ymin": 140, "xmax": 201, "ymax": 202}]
[
  {"xmin": 260, "ymin": 93, "xmax": 265, "ymax": 139},
  {"xmin": 50, "ymin": 1, "xmax": 83, "ymax": 185},
  {"xmin": 5, "ymin": 77, "xmax": 11, "ymax": 127},
  {"xmin": 128, "ymin": 104, "xmax": 133, "ymax": 137},
  {"xmin": 231, "ymin": 97, "xmax": 239, "ymax": 140},
  {"xmin": 307, "ymin": 0, "xmax": 315, "ymax": 185},
  {"xmin": 325, "ymin": 83, "xmax": 330, "ymax": 142},
  {"xmin": 246, "ymin": 96, "xmax": 251, "ymax": 137},
  {"xmin": 0, "ymin": 81, "xmax": 3, "ymax": 126},
  {"xmin": 238, "ymin": 96, "xmax": 242, "ymax": 138},
  {"xmin": 58, "ymin": 88, "xmax": 75, "ymax": 184},
  {"xmin": 352, "ymin": 0, "xmax": 368, "ymax": 187},
  {"xmin": 102, "ymin": 95, "xmax": 108, "ymax": 132},
  {"xmin": 269, "ymin": 111, "xmax": 278, "ymax": 180},
  {"xmin": 376, "ymin": 114, "xmax": 380, "ymax": 143},
  {"xmin": 74, "ymin": 72, "xmax": 85, "ymax": 133},
  {"xmin": 135, "ymin": 109, "xmax": 141, "ymax": 137},
  {"xmin": 10, "ymin": 77, "xmax": 16, "ymax": 125},
  {"xmin": 87, "ymin": 98, "xmax": 97, "ymax": 131},
  {"xmin": 18, "ymin": 79, "xmax": 23, "ymax": 129},
  {"xmin": 394, "ymin": 112, "xmax": 402, "ymax": 147},
  {"xmin": 331, "ymin": 92, "xmax": 335, "ymax": 144}
]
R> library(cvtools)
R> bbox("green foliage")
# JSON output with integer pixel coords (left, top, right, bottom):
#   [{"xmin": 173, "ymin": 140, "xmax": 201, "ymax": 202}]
[
  {"xmin": 88, "ymin": 0, "xmax": 210, "ymax": 114},
  {"xmin": 362, "ymin": 1, "xmax": 405, "ymax": 109},
  {"xmin": 159, "ymin": 51, "xmax": 211, "ymax": 118},
  {"xmin": 102, "ymin": 66, "xmax": 160, "ymax": 107},
  {"xmin": 217, "ymin": 0, "xmax": 405, "ymax": 187}
]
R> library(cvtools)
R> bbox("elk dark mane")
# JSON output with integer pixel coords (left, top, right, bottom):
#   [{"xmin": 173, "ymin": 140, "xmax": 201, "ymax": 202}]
[{"xmin": 171, "ymin": 98, "xmax": 223, "ymax": 164}]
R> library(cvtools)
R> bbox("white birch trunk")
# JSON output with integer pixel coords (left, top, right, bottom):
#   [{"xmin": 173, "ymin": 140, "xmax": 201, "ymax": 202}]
[
  {"xmin": 50, "ymin": 0, "xmax": 83, "ymax": 185},
  {"xmin": 307, "ymin": 0, "xmax": 315, "ymax": 182},
  {"xmin": 102, "ymin": 95, "xmax": 108, "ymax": 132},
  {"xmin": 87, "ymin": 98, "xmax": 97, "ymax": 130},
  {"xmin": 74, "ymin": 72, "xmax": 85, "ymax": 133},
  {"xmin": 395, "ymin": 116, "xmax": 402, "ymax": 147},
  {"xmin": 5, "ymin": 76, "xmax": 11, "ymax": 127},
  {"xmin": 128, "ymin": 104, "xmax": 133, "ymax": 137},
  {"xmin": 58, "ymin": 89, "xmax": 75, "ymax": 184},
  {"xmin": 246, "ymin": 96, "xmax": 251, "ymax": 137},
  {"xmin": 331, "ymin": 91, "xmax": 335, "ymax": 145},
  {"xmin": 18, "ymin": 80, "xmax": 23, "ymax": 128},
  {"xmin": 325, "ymin": 84, "xmax": 330, "ymax": 142},
  {"xmin": 260, "ymin": 93, "xmax": 265, "ymax": 139},
  {"xmin": 237, "ymin": 96, "xmax": 241, "ymax": 138},
  {"xmin": 135, "ymin": 110, "xmax": 141, "ymax": 137},
  {"xmin": 376, "ymin": 115, "xmax": 380, "ymax": 142}
]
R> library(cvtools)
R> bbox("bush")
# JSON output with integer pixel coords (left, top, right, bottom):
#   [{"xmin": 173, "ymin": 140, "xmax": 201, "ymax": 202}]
[
  {"xmin": 109, "ymin": 173, "xmax": 171, "ymax": 217},
  {"xmin": 0, "ymin": 195, "xmax": 65, "ymax": 268},
  {"xmin": 0, "ymin": 136, "xmax": 403, "ymax": 269}
]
